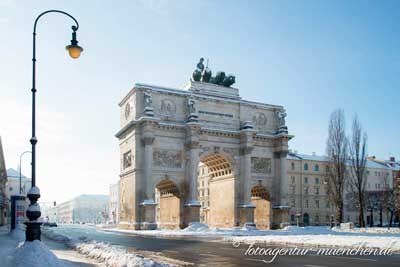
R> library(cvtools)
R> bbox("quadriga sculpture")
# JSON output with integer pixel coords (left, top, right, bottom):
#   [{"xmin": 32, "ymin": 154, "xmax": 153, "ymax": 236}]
[
  {"xmin": 192, "ymin": 69, "xmax": 202, "ymax": 82},
  {"xmin": 192, "ymin": 58, "xmax": 236, "ymax": 87},
  {"xmin": 201, "ymin": 67, "xmax": 212, "ymax": 82},
  {"xmin": 222, "ymin": 75, "xmax": 235, "ymax": 87}
]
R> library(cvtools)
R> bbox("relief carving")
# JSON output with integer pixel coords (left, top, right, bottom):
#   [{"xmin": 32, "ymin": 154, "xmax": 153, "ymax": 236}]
[
  {"xmin": 252, "ymin": 112, "xmax": 267, "ymax": 127},
  {"xmin": 251, "ymin": 157, "xmax": 272, "ymax": 174},
  {"xmin": 153, "ymin": 149, "xmax": 182, "ymax": 168},
  {"xmin": 160, "ymin": 99, "xmax": 176, "ymax": 116}
]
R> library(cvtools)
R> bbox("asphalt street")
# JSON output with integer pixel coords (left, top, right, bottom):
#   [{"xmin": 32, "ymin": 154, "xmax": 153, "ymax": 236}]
[{"xmin": 50, "ymin": 225, "xmax": 400, "ymax": 267}]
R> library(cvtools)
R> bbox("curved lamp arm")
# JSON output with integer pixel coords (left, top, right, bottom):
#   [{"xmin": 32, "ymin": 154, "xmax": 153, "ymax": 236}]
[{"xmin": 33, "ymin": 10, "xmax": 79, "ymax": 33}]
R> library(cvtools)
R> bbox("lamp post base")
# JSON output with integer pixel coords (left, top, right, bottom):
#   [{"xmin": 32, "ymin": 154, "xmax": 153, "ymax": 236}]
[{"xmin": 24, "ymin": 221, "xmax": 42, "ymax": 241}]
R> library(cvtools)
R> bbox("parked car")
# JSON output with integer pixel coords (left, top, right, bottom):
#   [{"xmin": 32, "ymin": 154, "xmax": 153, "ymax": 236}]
[{"xmin": 42, "ymin": 222, "xmax": 57, "ymax": 227}]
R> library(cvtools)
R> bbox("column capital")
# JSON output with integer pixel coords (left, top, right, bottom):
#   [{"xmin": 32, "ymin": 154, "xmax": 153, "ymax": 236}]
[
  {"xmin": 239, "ymin": 146, "xmax": 253, "ymax": 156},
  {"xmin": 274, "ymin": 150, "xmax": 288, "ymax": 158},
  {"xmin": 142, "ymin": 135, "xmax": 155, "ymax": 145}
]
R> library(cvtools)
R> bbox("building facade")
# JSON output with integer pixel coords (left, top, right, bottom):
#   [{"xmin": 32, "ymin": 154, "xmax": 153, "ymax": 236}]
[
  {"xmin": 109, "ymin": 183, "xmax": 120, "ymax": 224},
  {"xmin": 116, "ymin": 68, "xmax": 292, "ymax": 230},
  {"xmin": 0, "ymin": 136, "xmax": 7, "ymax": 225},
  {"xmin": 54, "ymin": 194, "xmax": 109, "ymax": 224},
  {"xmin": 286, "ymin": 152, "xmax": 395, "ymax": 226}
]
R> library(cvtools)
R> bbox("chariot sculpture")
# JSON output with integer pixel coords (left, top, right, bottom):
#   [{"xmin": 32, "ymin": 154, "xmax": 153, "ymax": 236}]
[{"xmin": 191, "ymin": 58, "xmax": 236, "ymax": 87}]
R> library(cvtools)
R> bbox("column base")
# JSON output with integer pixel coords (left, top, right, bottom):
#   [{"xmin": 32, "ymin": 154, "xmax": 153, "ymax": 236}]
[
  {"xmin": 238, "ymin": 204, "xmax": 255, "ymax": 228},
  {"xmin": 272, "ymin": 205, "xmax": 290, "ymax": 229},
  {"xmin": 25, "ymin": 221, "xmax": 42, "ymax": 241},
  {"xmin": 183, "ymin": 202, "xmax": 201, "ymax": 228},
  {"xmin": 140, "ymin": 200, "xmax": 157, "ymax": 230}
]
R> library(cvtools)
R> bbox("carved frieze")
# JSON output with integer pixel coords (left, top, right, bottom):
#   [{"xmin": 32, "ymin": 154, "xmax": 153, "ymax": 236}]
[
  {"xmin": 251, "ymin": 157, "xmax": 271, "ymax": 174},
  {"xmin": 123, "ymin": 150, "xmax": 132, "ymax": 169},
  {"xmin": 153, "ymin": 149, "xmax": 182, "ymax": 168}
]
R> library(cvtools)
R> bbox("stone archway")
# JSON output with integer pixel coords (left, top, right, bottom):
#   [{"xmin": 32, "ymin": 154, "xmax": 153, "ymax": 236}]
[
  {"xmin": 198, "ymin": 153, "xmax": 236, "ymax": 228},
  {"xmin": 156, "ymin": 180, "xmax": 181, "ymax": 229},
  {"xmin": 251, "ymin": 185, "xmax": 271, "ymax": 229}
]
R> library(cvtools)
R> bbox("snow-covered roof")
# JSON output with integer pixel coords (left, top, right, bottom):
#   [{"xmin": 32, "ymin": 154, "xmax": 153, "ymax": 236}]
[
  {"xmin": 287, "ymin": 152, "xmax": 392, "ymax": 170},
  {"xmin": 6, "ymin": 168, "xmax": 30, "ymax": 180}
]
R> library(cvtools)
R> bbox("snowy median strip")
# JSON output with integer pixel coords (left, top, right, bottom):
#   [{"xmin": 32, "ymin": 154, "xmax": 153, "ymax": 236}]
[
  {"xmin": 42, "ymin": 228, "xmax": 175, "ymax": 267},
  {"xmin": 102, "ymin": 224, "xmax": 400, "ymax": 252}
]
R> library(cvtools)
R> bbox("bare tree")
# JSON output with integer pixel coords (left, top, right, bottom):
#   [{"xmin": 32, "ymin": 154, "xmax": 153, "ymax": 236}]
[
  {"xmin": 348, "ymin": 116, "xmax": 368, "ymax": 227},
  {"xmin": 326, "ymin": 109, "xmax": 348, "ymax": 224}
]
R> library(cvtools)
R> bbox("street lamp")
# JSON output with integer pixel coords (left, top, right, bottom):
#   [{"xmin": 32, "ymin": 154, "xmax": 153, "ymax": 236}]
[
  {"xmin": 19, "ymin": 151, "xmax": 31, "ymax": 195},
  {"xmin": 26, "ymin": 10, "xmax": 83, "ymax": 242}
]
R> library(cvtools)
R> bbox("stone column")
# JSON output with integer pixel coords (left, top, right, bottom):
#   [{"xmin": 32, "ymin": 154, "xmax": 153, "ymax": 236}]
[
  {"xmin": 183, "ymin": 123, "xmax": 201, "ymax": 226},
  {"xmin": 279, "ymin": 151, "xmax": 288, "ymax": 206},
  {"xmin": 273, "ymin": 150, "xmax": 290, "ymax": 228},
  {"xmin": 140, "ymin": 121, "xmax": 157, "ymax": 230},
  {"xmin": 238, "ymin": 129, "xmax": 256, "ymax": 228}
]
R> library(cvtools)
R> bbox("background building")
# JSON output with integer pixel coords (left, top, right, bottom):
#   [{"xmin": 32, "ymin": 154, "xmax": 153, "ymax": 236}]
[
  {"xmin": 5, "ymin": 168, "xmax": 32, "ymax": 198},
  {"xmin": 55, "ymin": 194, "xmax": 109, "ymax": 224},
  {"xmin": 0, "ymin": 136, "xmax": 7, "ymax": 225},
  {"xmin": 109, "ymin": 183, "xmax": 119, "ymax": 224},
  {"xmin": 286, "ymin": 152, "xmax": 394, "ymax": 226}
]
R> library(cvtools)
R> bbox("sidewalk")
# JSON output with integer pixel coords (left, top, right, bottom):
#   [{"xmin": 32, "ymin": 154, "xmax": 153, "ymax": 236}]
[{"xmin": 0, "ymin": 226, "xmax": 103, "ymax": 267}]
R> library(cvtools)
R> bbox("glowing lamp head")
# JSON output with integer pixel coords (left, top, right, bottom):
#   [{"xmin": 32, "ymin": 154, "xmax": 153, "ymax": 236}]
[{"xmin": 66, "ymin": 26, "xmax": 83, "ymax": 59}]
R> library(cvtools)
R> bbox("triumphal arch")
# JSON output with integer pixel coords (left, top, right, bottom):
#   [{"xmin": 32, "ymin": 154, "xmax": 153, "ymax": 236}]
[{"xmin": 116, "ymin": 60, "xmax": 292, "ymax": 230}]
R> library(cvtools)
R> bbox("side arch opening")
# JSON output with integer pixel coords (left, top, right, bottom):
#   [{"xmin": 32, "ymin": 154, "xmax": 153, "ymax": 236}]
[{"xmin": 155, "ymin": 179, "xmax": 181, "ymax": 229}]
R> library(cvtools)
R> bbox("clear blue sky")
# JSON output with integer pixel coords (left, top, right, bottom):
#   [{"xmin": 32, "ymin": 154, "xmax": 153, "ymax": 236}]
[{"xmin": 1, "ymin": 0, "xmax": 399, "ymax": 203}]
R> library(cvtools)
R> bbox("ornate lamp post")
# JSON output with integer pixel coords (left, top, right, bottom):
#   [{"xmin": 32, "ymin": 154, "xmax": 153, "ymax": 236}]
[{"xmin": 26, "ymin": 10, "xmax": 83, "ymax": 242}]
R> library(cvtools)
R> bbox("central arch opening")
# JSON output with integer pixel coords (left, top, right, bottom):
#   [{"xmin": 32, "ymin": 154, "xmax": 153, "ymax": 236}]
[{"xmin": 197, "ymin": 153, "xmax": 235, "ymax": 228}]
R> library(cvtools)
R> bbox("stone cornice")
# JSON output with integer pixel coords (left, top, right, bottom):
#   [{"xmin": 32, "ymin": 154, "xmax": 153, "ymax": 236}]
[{"xmin": 129, "ymin": 82, "xmax": 284, "ymax": 111}]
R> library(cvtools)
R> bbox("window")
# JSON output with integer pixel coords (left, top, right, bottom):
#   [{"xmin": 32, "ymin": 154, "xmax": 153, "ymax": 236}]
[
  {"xmin": 304, "ymin": 177, "xmax": 308, "ymax": 184},
  {"xmin": 314, "ymin": 164, "xmax": 319, "ymax": 172},
  {"xmin": 291, "ymin": 214, "xmax": 295, "ymax": 221},
  {"xmin": 290, "ymin": 186, "xmax": 296, "ymax": 194},
  {"xmin": 326, "ymin": 214, "xmax": 330, "ymax": 221},
  {"xmin": 315, "ymin": 187, "xmax": 320, "ymax": 195},
  {"xmin": 123, "ymin": 150, "xmax": 132, "ymax": 169},
  {"xmin": 290, "ymin": 199, "xmax": 295, "ymax": 207},
  {"xmin": 315, "ymin": 200, "xmax": 320, "ymax": 208},
  {"xmin": 326, "ymin": 201, "xmax": 330, "ymax": 208},
  {"xmin": 291, "ymin": 176, "xmax": 295, "ymax": 184},
  {"xmin": 291, "ymin": 162, "xmax": 295, "ymax": 170},
  {"xmin": 315, "ymin": 215, "xmax": 320, "ymax": 222},
  {"xmin": 315, "ymin": 177, "xmax": 319, "ymax": 184},
  {"xmin": 304, "ymin": 187, "xmax": 309, "ymax": 195},
  {"xmin": 304, "ymin": 163, "xmax": 308, "ymax": 171},
  {"xmin": 304, "ymin": 200, "xmax": 309, "ymax": 208}
]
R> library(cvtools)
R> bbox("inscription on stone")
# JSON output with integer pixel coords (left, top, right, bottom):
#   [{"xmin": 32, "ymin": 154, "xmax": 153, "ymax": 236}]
[
  {"xmin": 153, "ymin": 150, "xmax": 182, "ymax": 168},
  {"xmin": 251, "ymin": 157, "xmax": 271, "ymax": 174},
  {"xmin": 199, "ymin": 110, "xmax": 233, "ymax": 118}
]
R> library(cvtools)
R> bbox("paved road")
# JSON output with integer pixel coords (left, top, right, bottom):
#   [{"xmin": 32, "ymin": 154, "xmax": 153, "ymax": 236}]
[{"xmin": 50, "ymin": 225, "xmax": 400, "ymax": 267}]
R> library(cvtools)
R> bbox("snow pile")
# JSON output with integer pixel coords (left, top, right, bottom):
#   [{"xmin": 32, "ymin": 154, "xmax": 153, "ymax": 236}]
[
  {"xmin": 14, "ymin": 240, "xmax": 63, "ymax": 267},
  {"xmin": 42, "ymin": 228, "xmax": 174, "ymax": 267},
  {"xmin": 182, "ymin": 222, "xmax": 210, "ymax": 232},
  {"xmin": 334, "ymin": 227, "xmax": 400, "ymax": 234},
  {"xmin": 71, "ymin": 241, "xmax": 169, "ymax": 267}
]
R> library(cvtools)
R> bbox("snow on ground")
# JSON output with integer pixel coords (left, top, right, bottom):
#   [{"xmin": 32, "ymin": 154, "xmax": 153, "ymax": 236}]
[
  {"xmin": 14, "ymin": 240, "xmax": 64, "ymax": 267},
  {"xmin": 43, "ymin": 227, "xmax": 174, "ymax": 267},
  {"xmin": 0, "ymin": 229, "xmax": 65, "ymax": 267},
  {"xmin": 102, "ymin": 224, "xmax": 400, "ymax": 252}
]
